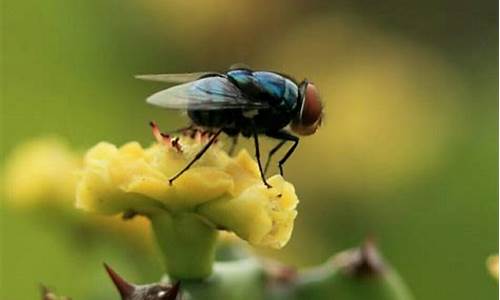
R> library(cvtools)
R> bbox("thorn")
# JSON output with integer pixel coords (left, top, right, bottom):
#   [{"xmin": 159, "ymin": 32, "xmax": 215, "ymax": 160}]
[
  {"xmin": 358, "ymin": 237, "xmax": 384, "ymax": 275},
  {"xmin": 162, "ymin": 281, "xmax": 181, "ymax": 300},
  {"xmin": 40, "ymin": 284, "xmax": 71, "ymax": 300},
  {"xmin": 122, "ymin": 210, "xmax": 137, "ymax": 220},
  {"xmin": 40, "ymin": 284, "xmax": 52, "ymax": 300},
  {"xmin": 333, "ymin": 238, "xmax": 385, "ymax": 278},
  {"xmin": 263, "ymin": 260, "xmax": 297, "ymax": 286},
  {"xmin": 103, "ymin": 263, "xmax": 135, "ymax": 299}
]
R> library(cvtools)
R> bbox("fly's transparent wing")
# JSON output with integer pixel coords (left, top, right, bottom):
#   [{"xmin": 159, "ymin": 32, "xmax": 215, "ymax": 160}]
[
  {"xmin": 146, "ymin": 76, "xmax": 269, "ymax": 110},
  {"xmin": 135, "ymin": 72, "xmax": 216, "ymax": 84},
  {"xmin": 229, "ymin": 63, "xmax": 251, "ymax": 70}
]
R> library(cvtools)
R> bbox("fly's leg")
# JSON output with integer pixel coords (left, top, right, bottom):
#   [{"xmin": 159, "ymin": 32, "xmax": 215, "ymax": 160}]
[
  {"xmin": 228, "ymin": 135, "xmax": 239, "ymax": 156},
  {"xmin": 252, "ymin": 127, "xmax": 271, "ymax": 188},
  {"xmin": 265, "ymin": 131, "xmax": 299, "ymax": 177},
  {"xmin": 168, "ymin": 129, "xmax": 223, "ymax": 185},
  {"xmin": 264, "ymin": 140, "xmax": 287, "ymax": 175},
  {"xmin": 278, "ymin": 138, "xmax": 299, "ymax": 176}
]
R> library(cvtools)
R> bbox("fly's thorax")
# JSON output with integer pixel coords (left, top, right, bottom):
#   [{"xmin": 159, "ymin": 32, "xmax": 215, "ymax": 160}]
[
  {"xmin": 250, "ymin": 108, "xmax": 294, "ymax": 133},
  {"xmin": 227, "ymin": 69, "xmax": 299, "ymax": 112}
]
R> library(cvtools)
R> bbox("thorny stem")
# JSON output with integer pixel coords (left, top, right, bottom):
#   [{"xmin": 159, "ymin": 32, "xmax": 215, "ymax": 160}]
[
  {"xmin": 104, "ymin": 264, "xmax": 181, "ymax": 300},
  {"xmin": 288, "ymin": 240, "xmax": 415, "ymax": 300},
  {"xmin": 42, "ymin": 241, "xmax": 414, "ymax": 300},
  {"xmin": 115, "ymin": 240, "xmax": 413, "ymax": 300}
]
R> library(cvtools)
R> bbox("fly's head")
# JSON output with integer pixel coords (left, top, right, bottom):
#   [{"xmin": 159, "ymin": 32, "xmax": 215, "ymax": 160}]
[{"xmin": 291, "ymin": 81, "xmax": 323, "ymax": 136}]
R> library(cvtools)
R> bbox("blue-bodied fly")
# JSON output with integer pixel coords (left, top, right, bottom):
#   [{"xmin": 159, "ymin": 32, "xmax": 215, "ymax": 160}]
[{"xmin": 137, "ymin": 66, "xmax": 323, "ymax": 187}]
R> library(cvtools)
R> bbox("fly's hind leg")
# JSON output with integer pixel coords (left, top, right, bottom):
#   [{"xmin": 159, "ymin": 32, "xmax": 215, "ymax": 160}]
[{"xmin": 168, "ymin": 128, "xmax": 223, "ymax": 185}]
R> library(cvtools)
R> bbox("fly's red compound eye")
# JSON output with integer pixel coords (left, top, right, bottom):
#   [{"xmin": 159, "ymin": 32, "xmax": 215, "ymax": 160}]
[
  {"xmin": 302, "ymin": 83, "xmax": 322, "ymax": 126},
  {"xmin": 291, "ymin": 82, "xmax": 323, "ymax": 135}
]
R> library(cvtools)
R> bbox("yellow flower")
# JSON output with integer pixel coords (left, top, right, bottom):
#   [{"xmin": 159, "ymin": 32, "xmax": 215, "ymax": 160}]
[
  {"xmin": 487, "ymin": 255, "xmax": 498, "ymax": 280},
  {"xmin": 76, "ymin": 130, "xmax": 299, "ymax": 278},
  {"xmin": 2, "ymin": 137, "xmax": 81, "ymax": 208},
  {"xmin": 76, "ymin": 137, "xmax": 298, "ymax": 248},
  {"xmin": 1, "ymin": 136, "xmax": 153, "ymax": 250}
]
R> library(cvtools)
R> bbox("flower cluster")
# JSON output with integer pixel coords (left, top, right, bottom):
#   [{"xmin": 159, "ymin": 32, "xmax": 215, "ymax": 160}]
[
  {"xmin": 3, "ymin": 137, "xmax": 81, "ymax": 208},
  {"xmin": 76, "ymin": 130, "xmax": 298, "ymax": 249},
  {"xmin": 75, "ymin": 124, "xmax": 299, "ymax": 278},
  {"xmin": 1, "ymin": 136, "xmax": 152, "ymax": 248}
]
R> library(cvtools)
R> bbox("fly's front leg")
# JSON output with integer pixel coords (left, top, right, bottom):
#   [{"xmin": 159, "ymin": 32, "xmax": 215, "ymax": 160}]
[
  {"xmin": 265, "ymin": 130, "xmax": 299, "ymax": 177},
  {"xmin": 264, "ymin": 140, "xmax": 286, "ymax": 175}
]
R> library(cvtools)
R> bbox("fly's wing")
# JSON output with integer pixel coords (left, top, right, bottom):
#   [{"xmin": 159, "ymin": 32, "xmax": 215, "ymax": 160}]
[
  {"xmin": 135, "ymin": 72, "xmax": 216, "ymax": 84},
  {"xmin": 229, "ymin": 63, "xmax": 251, "ymax": 70},
  {"xmin": 146, "ymin": 76, "xmax": 269, "ymax": 110}
]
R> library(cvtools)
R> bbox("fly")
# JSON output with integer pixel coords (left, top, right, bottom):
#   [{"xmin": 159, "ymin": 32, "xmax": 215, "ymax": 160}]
[{"xmin": 137, "ymin": 65, "xmax": 323, "ymax": 188}]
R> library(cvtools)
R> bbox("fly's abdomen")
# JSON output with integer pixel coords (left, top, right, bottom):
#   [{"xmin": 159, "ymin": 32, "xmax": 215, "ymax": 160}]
[{"xmin": 188, "ymin": 109, "xmax": 238, "ymax": 129}]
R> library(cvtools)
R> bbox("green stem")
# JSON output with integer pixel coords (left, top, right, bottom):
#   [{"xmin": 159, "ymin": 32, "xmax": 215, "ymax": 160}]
[
  {"xmin": 181, "ymin": 258, "xmax": 265, "ymax": 300},
  {"xmin": 293, "ymin": 263, "xmax": 413, "ymax": 300},
  {"xmin": 150, "ymin": 212, "xmax": 218, "ymax": 280},
  {"xmin": 102, "ymin": 239, "xmax": 415, "ymax": 300},
  {"xmin": 289, "ymin": 242, "xmax": 415, "ymax": 300}
]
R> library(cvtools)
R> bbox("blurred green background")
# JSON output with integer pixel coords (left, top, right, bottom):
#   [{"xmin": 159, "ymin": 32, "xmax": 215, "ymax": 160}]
[{"xmin": 0, "ymin": 0, "xmax": 497, "ymax": 299}]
